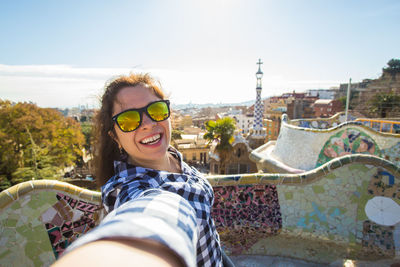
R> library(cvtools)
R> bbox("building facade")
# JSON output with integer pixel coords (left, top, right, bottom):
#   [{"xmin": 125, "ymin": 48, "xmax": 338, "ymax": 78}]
[
  {"xmin": 232, "ymin": 113, "xmax": 254, "ymax": 134},
  {"xmin": 209, "ymin": 134, "xmax": 257, "ymax": 175},
  {"xmin": 286, "ymin": 96, "xmax": 318, "ymax": 119},
  {"xmin": 313, "ymin": 99, "xmax": 343, "ymax": 118},
  {"xmin": 264, "ymin": 118, "xmax": 281, "ymax": 142}
]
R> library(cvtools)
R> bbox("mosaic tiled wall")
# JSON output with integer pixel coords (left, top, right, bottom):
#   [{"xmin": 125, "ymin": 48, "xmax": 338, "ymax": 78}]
[
  {"xmin": 209, "ymin": 155, "xmax": 400, "ymax": 262},
  {"xmin": 0, "ymin": 191, "xmax": 57, "ymax": 266},
  {"xmin": 41, "ymin": 193, "xmax": 101, "ymax": 258},
  {"xmin": 298, "ymin": 120, "xmax": 333, "ymax": 129},
  {"xmin": 358, "ymin": 120, "xmax": 400, "ymax": 134},
  {"xmin": 211, "ymin": 185, "xmax": 281, "ymax": 254},
  {"xmin": 316, "ymin": 128, "xmax": 381, "ymax": 167},
  {"xmin": 277, "ymin": 163, "xmax": 400, "ymax": 253},
  {"xmin": 0, "ymin": 181, "xmax": 101, "ymax": 267},
  {"xmin": 1, "ymin": 155, "xmax": 399, "ymax": 266},
  {"xmin": 381, "ymin": 142, "xmax": 400, "ymax": 168},
  {"xmin": 364, "ymin": 167, "xmax": 400, "ymax": 255},
  {"xmin": 277, "ymin": 163, "xmax": 372, "ymax": 244},
  {"xmin": 290, "ymin": 112, "xmax": 357, "ymax": 130},
  {"xmin": 367, "ymin": 168, "xmax": 399, "ymax": 202},
  {"xmin": 260, "ymin": 115, "xmax": 400, "ymax": 172},
  {"xmin": 362, "ymin": 220, "xmax": 395, "ymax": 257}
]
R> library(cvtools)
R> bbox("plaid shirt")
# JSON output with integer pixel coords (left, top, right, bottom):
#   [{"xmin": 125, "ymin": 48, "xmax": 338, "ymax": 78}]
[
  {"xmin": 66, "ymin": 190, "xmax": 199, "ymax": 266},
  {"xmin": 102, "ymin": 147, "xmax": 222, "ymax": 267}
]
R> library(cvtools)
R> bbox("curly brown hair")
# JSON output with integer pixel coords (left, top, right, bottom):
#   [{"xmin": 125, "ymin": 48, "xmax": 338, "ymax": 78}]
[{"xmin": 93, "ymin": 73, "xmax": 167, "ymax": 187}]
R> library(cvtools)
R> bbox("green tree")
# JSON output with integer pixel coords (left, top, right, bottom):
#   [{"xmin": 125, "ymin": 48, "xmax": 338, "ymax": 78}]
[
  {"xmin": 337, "ymin": 91, "xmax": 359, "ymax": 110},
  {"xmin": 80, "ymin": 121, "xmax": 93, "ymax": 151},
  {"xmin": 383, "ymin": 58, "xmax": 400, "ymax": 76},
  {"xmin": 204, "ymin": 117, "xmax": 236, "ymax": 174},
  {"xmin": 171, "ymin": 129, "xmax": 183, "ymax": 141},
  {"xmin": 369, "ymin": 92, "xmax": 400, "ymax": 118},
  {"xmin": 0, "ymin": 100, "xmax": 85, "ymax": 189}
]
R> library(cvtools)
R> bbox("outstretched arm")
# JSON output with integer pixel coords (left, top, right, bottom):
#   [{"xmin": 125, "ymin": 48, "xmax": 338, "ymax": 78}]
[
  {"xmin": 53, "ymin": 238, "xmax": 184, "ymax": 267},
  {"xmin": 53, "ymin": 190, "xmax": 198, "ymax": 267}
]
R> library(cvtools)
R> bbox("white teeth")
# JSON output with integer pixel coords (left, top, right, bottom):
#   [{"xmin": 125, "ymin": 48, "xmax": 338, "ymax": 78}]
[{"xmin": 140, "ymin": 134, "xmax": 161, "ymax": 144}]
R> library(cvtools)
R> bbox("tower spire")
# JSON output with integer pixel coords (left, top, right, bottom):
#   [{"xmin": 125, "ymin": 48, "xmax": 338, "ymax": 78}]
[
  {"xmin": 252, "ymin": 58, "xmax": 266, "ymax": 140},
  {"xmin": 256, "ymin": 59, "xmax": 263, "ymax": 89}
]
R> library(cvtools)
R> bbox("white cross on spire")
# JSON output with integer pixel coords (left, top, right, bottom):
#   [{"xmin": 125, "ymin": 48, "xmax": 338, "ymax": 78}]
[{"xmin": 257, "ymin": 58, "xmax": 263, "ymax": 68}]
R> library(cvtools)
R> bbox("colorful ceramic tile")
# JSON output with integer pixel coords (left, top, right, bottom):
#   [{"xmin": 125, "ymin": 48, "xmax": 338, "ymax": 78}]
[
  {"xmin": 381, "ymin": 142, "xmax": 400, "ymax": 168},
  {"xmin": 367, "ymin": 168, "xmax": 400, "ymax": 204},
  {"xmin": 212, "ymin": 185, "xmax": 281, "ymax": 254},
  {"xmin": 316, "ymin": 128, "xmax": 381, "ymax": 167},
  {"xmin": 362, "ymin": 220, "xmax": 395, "ymax": 257},
  {"xmin": 41, "ymin": 193, "xmax": 101, "ymax": 259}
]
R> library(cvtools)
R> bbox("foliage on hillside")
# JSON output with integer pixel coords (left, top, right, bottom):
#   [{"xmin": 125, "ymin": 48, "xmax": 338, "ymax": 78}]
[
  {"xmin": 0, "ymin": 100, "xmax": 85, "ymax": 191},
  {"xmin": 337, "ymin": 91, "xmax": 359, "ymax": 111},
  {"xmin": 383, "ymin": 58, "xmax": 400, "ymax": 76},
  {"xmin": 350, "ymin": 59, "xmax": 400, "ymax": 118},
  {"xmin": 369, "ymin": 92, "xmax": 400, "ymax": 118}
]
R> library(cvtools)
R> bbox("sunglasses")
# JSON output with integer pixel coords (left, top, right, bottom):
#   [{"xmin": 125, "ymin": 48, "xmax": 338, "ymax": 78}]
[{"xmin": 112, "ymin": 100, "xmax": 170, "ymax": 132}]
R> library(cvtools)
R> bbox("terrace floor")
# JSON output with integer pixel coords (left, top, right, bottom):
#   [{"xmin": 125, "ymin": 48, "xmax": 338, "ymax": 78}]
[{"xmin": 231, "ymin": 255, "xmax": 400, "ymax": 267}]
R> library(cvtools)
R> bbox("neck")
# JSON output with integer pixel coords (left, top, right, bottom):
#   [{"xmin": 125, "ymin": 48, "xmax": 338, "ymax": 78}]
[{"xmin": 128, "ymin": 152, "xmax": 180, "ymax": 173}]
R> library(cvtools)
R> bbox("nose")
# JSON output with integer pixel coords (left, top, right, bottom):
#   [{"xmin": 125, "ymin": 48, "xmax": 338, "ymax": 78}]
[{"xmin": 140, "ymin": 113, "xmax": 157, "ymax": 130}]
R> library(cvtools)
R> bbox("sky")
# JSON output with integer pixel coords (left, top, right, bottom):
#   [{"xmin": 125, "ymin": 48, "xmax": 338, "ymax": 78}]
[{"xmin": 0, "ymin": 0, "xmax": 399, "ymax": 108}]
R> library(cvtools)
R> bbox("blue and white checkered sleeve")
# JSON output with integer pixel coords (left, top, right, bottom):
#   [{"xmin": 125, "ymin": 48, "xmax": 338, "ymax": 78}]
[{"xmin": 64, "ymin": 189, "xmax": 199, "ymax": 267}]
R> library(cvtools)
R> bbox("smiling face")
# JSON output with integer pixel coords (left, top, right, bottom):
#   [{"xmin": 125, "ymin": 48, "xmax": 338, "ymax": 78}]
[{"xmin": 112, "ymin": 85, "xmax": 171, "ymax": 168}]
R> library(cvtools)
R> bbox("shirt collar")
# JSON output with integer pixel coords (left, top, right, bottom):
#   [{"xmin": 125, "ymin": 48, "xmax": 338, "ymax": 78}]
[{"xmin": 113, "ymin": 146, "xmax": 191, "ymax": 176}]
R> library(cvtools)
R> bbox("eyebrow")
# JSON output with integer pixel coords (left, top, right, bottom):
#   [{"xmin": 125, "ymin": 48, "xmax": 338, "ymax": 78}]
[{"xmin": 113, "ymin": 100, "xmax": 142, "ymax": 115}]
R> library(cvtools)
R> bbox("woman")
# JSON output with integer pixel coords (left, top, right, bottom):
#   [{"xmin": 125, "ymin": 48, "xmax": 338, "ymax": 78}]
[{"xmin": 54, "ymin": 73, "xmax": 226, "ymax": 267}]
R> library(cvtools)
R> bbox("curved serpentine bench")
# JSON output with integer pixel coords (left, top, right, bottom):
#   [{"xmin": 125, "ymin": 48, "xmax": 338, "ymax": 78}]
[
  {"xmin": 0, "ymin": 180, "xmax": 102, "ymax": 266},
  {"xmin": 1, "ymin": 154, "xmax": 400, "ymax": 266},
  {"xmin": 251, "ymin": 114, "xmax": 400, "ymax": 173},
  {"xmin": 288, "ymin": 111, "xmax": 354, "ymax": 129}
]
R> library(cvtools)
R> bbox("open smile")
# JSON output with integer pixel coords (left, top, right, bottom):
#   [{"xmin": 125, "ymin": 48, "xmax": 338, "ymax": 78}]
[{"xmin": 139, "ymin": 133, "xmax": 162, "ymax": 145}]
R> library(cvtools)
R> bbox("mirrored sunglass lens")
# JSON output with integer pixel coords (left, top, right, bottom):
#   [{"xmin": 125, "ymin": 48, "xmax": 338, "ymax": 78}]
[
  {"xmin": 148, "ymin": 102, "xmax": 169, "ymax": 121},
  {"xmin": 117, "ymin": 110, "xmax": 140, "ymax": 132}
]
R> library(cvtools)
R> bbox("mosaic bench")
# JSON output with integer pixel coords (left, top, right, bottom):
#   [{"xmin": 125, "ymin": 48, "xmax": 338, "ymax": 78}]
[
  {"xmin": 0, "ymin": 180, "xmax": 102, "ymax": 266},
  {"xmin": 1, "ymin": 154, "xmax": 400, "ymax": 266},
  {"xmin": 288, "ymin": 111, "xmax": 357, "ymax": 130},
  {"xmin": 252, "ymin": 114, "xmax": 400, "ymax": 173}
]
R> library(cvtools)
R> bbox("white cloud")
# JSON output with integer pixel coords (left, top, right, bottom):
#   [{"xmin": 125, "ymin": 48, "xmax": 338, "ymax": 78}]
[
  {"xmin": 0, "ymin": 64, "xmax": 131, "ymax": 79},
  {"xmin": 0, "ymin": 64, "xmax": 342, "ymax": 108},
  {"xmin": 0, "ymin": 65, "xmax": 136, "ymax": 108}
]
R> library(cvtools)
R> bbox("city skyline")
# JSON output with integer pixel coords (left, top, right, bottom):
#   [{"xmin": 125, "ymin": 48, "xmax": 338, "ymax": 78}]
[{"xmin": 0, "ymin": 0, "xmax": 399, "ymax": 108}]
